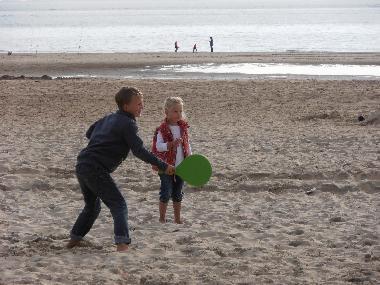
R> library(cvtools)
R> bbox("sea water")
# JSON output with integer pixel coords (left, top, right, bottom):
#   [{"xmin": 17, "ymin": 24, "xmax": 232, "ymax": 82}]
[{"xmin": 1, "ymin": 6, "xmax": 380, "ymax": 53}]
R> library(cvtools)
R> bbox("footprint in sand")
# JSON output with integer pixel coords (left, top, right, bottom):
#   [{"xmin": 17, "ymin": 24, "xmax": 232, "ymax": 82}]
[
  {"xmin": 363, "ymin": 239, "xmax": 377, "ymax": 246},
  {"xmin": 176, "ymin": 235, "xmax": 200, "ymax": 245},
  {"xmin": 318, "ymin": 183, "xmax": 347, "ymax": 194},
  {"xmin": 45, "ymin": 167, "xmax": 75, "ymax": 179},
  {"xmin": 10, "ymin": 167, "xmax": 41, "ymax": 175},
  {"xmin": 207, "ymin": 246, "xmax": 227, "ymax": 257},
  {"xmin": 150, "ymin": 248, "xmax": 165, "ymax": 254},
  {"xmin": 288, "ymin": 240, "xmax": 310, "ymax": 247},
  {"xmin": 31, "ymin": 179, "xmax": 52, "ymax": 191},
  {"xmin": 288, "ymin": 229, "xmax": 305, "ymax": 236},
  {"xmin": 0, "ymin": 183, "xmax": 10, "ymax": 191},
  {"xmin": 0, "ymin": 164, "xmax": 10, "ymax": 174},
  {"xmin": 359, "ymin": 181, "xmax": 380, "ymax": 194},
  {"xmin": 329, "ymin": 216, "xmax": 345, "ymax": 223}
]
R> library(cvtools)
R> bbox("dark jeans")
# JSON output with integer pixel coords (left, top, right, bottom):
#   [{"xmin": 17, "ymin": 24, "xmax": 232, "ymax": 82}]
[
  {"xmin": 159, "ymin": 174, "xmax": 184, "ymax": 203},
  {"xmin": 70, "ymin": 163, "xmax": 131, "ymax": 244}
]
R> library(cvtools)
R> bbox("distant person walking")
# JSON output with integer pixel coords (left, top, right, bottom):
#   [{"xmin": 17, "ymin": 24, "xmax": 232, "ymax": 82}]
[
  {"xmin": 175, "ymin": 41, "xmax": 179, "ymax": 52},
  {"xmin": 209, "ymin": 36, "xmax": 213, "ymax": 52},
  {"xmin": 193, "ymin": 43, "xmax": 197, "ymax": 53}
]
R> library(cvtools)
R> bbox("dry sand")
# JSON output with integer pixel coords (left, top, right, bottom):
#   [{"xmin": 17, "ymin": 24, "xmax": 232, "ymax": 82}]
[{"xmin": 0, "ymin": 54, "xmax": 380, "ymax": 284}]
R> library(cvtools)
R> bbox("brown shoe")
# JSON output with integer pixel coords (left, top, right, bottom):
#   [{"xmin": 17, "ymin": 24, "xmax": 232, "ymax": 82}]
[
  {"xmin": 66, "ymin": 239, "xmax": 81, "ymax": 249},
  {"xmin": 116, "ymin": 243, "xmax": 129, "ymax": 252}
]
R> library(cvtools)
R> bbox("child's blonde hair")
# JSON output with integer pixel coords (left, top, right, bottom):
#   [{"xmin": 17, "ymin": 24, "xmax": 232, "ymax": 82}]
[
  {"xmin": 164, "ymin": 97, "xmax": 183, "ymax": 110},
  {"xmin": 164, "ymin": 97, "xmax": 186, "ymax": 119}
]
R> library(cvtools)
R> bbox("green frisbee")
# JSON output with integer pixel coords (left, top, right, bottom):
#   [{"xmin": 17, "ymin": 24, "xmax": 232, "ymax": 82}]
[{"xmin": 176, "ymin": 154, "xmax": 212, "ymax": 187}]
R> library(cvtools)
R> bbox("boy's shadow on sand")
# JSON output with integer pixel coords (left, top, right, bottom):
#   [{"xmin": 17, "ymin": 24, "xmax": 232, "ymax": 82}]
[{"xmin": 4, "ymin": 234, "xmax": 110, "ymax": 257}]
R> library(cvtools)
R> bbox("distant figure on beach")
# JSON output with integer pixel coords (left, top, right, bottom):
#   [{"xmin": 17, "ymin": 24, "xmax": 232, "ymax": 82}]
[
  {"xmin": 66, "ymin": 87, "xmax": 175, "ymax": 252},
  {"xmin": 209, "ymin": 36, "xmax": 214, "ymax": 52},
  {"xmin": 193, "ymin": 43, "xmax": 197, "ymax": 53},
  {"xmin": 152, "ymin": 97, "xmax": 192, "ymax": 224},
  {"xmin": 175, "ymin": 41, "xmax": 179, "ymax": 52},
  {"xmin": 7, "ymin": 51, "xmax": 12, "ymax": 56}
]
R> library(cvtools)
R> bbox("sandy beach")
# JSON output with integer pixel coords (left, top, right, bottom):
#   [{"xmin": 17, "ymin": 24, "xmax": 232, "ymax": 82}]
[{"xmin": 1, "ymin": 53, "xmax": 380, "ymax": 284}]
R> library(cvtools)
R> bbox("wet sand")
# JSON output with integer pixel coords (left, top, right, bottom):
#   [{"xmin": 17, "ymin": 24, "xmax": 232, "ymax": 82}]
[{"xmin": 1, "ymin": 52, "xmax": 380, "ymax": 78}]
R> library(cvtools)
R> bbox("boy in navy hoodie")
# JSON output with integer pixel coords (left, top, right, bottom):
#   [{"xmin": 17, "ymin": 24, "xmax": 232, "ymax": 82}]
[{"xmin": 67, "ymin": 87, "xmax": 175, "ymax": 252}]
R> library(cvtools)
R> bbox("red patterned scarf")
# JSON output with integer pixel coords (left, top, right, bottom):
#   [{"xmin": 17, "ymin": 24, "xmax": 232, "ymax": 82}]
[{"xmin": 152, "ymin": 119, "xmax": 190, "ymax": 171}]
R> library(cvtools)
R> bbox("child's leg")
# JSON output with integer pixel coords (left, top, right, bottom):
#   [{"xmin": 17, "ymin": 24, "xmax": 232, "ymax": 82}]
[
  {"xmin": 68, "ymin": 164, "xmax": 130, "ymax": 251},
  {"xmin": 173, "ymin": 202, "xmax": 182, "ymax": 224},
  {"xmin": 97, "ymin": 176, "xmax": 131, "ymax": 247},
  {"xmin": 172, "ymin": 175, "xmax": 184, "ymax": 224},
  {"xmin": 67, "ymin": 166, "xmax": 102, "ymax": 248},
  {"xmin": 159, "ymin": 201, "xmax": 168, "ymax": 223},
  {"xmin": 158, "ymin": 174, "xmax": 173, "ymax": 223}
]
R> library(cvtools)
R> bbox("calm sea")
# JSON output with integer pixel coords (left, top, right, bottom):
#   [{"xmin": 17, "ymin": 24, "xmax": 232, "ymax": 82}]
[{"xmin": 1, "ymin": 7, "xmax": 380, "ymax": 53}]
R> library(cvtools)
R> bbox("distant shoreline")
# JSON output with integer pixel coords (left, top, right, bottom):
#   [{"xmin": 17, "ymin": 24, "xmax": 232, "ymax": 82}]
[{"xmin": 2, "ymin": 52, "xmax": 380, "ymax": 78}]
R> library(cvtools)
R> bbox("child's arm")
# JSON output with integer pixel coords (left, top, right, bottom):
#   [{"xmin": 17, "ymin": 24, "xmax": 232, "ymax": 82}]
[
  {"xmin": 156, "ymin": 131, "xmax": 181, "ymax": 152},
  {"xmin": 85, "ymin": 121, "xmax": 98, "ymax": 139},
  {"xmin": 124, "ymin": 121, "xmax": 168, "ymax": 171},
  {"xmin": 156, "ymin": 131, "xmax": 168, "ymax": 152}
]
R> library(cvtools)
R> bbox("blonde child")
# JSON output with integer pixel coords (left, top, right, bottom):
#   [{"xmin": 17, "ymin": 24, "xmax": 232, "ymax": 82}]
[{"xmin": 152, "ymin": 97, "xmax": 192, "ymax": 224}]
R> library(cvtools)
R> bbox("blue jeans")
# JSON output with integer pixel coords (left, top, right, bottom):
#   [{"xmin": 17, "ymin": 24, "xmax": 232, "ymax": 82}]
[
  {"xmin": 70, "ymin": 163, "xmax": 131, "ymax": 244},
  {"xmin": 159, "ymin": 174, "xmax": 184, "ymax": 203}
]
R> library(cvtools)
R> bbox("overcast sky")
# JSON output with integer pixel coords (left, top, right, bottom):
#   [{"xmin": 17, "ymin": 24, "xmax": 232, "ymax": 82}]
[{"xmin": 1, "ymin": 0, "xmax": 380, "ymax": 10}]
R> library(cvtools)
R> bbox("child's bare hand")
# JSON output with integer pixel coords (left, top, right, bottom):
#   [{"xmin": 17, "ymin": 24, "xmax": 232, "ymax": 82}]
[
  {"xmin": 167, "ymin": 139, "xmax": 182, "ymax": 150},
  {"xmin": 165, "ymin": 165, "xmax": 175, "ymax": 175},
  {"xmin": 167, "ymin": 141, "xmax": 175, "ymax": 150},
  {"xmin": 173, "ymin": 138, "xmax": 182, "ymax": 147},
  {"xmin": 176, "ymin": 138, "xmax": 183, "ymax": 145}
]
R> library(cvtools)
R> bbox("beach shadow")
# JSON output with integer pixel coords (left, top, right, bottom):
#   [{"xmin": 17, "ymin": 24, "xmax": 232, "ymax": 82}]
[{"xmin": 4, "ymin": 234, "xmax": 108, "ymax": 257}]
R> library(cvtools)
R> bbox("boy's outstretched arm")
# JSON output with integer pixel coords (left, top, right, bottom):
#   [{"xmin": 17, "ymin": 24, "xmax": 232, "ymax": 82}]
[
  {"xmin": 85, "ymin": 121, "xmax": 98, "ymax": 139},
  {"xmin": 124, "ymin": 122, "xmax": 169, "ymax": 172}
]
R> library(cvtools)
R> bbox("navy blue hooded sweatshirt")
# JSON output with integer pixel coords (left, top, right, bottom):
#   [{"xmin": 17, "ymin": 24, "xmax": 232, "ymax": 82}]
[{"xmin": 77, "ymin": 110, "xmax": 167, "ymax": 173}]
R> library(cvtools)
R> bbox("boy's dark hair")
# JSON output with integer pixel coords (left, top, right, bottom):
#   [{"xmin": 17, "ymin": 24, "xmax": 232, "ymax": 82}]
[{"xmin": 115, "ymin": 87, "xmax": 142, "ymax": 110}]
